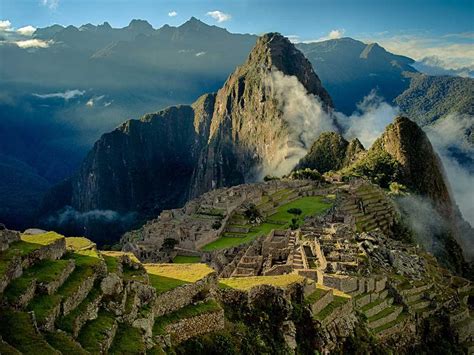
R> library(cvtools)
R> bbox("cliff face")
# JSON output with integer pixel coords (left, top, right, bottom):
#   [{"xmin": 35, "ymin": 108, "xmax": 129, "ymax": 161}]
[
  {"xmin": 71, "ymin": 94, "xmax": 215, "ymax": 214},
  {"xmin": 50, "ymin": 33, "xmax": 333, "ymax": 224},
  {"xmin": 377, "ymin": 116, "xmax": 454, "ymax": 218},
  {"xmin": 190, "ymin": 33, "xmax": 333, "ymax": 196}
]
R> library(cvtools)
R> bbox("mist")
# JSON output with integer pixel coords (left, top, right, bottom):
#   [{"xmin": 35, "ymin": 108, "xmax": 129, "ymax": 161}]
[{"xmin": 263, "ymin": 69, "xmax": 337, "ymax": 176}]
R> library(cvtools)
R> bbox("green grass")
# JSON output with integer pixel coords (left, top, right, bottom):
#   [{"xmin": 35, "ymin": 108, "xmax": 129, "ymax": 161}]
[
  {"xmin": 21, "ymin": 232, "xmax": 64, "ymax": 245},
  {"xmin": 0, "ymin": 338, "xmax": 20, "ymax": 355},
  {"xmin": 201, "ymin": 196, "xmax": 332, "ymax": 251},
  {"xmin": 173, "ymin": 255, "xmax": 201, "ymax": 264},
  {"xmin": 305, "ymin": 288, "xmax": 329, "ymax": 305},
  {"xmin": 367, "ymin": 306, "xmax": 399, "ymax": 323},
  {"xmin": 373, "ymin": 312, "xmax": 409, "ymax": 333},
  {"xmin": 56, "ymin": 283, "xmax": 102, "ymax": 333},
  {"xmin": 44, "ymin": 331, "xmax": 88, "ymax": 354},
  {"xmin": 153, "ymin": 300, "xmax": 221, "ymax": 335},
  {"xmin": 4, "ymin": 259, "xmax": 72, "ymax": 304},
  {"xmin": 145, "ymin": 263, "xmax": 213, "ymax": 295},
  {"xmin": 102, "ymin": 254, "xmax": 120, "ymax": 274},
  {"xmin": 77, "ymin": 310, "xmax": 116, "ymax": 353},
  {"xmin": 65, "ymin": 237, "xmax": 95, "ymax": 251},
  {"xmin": 28, "ymin": 251, "xmax": 101, "ymax": 324},
  {"xmin": 0, "ymin": 309, "xmax": 57, "ymax": 354},
  {"xmin": 0, "ymin": 241, "xmax": 44, "ymax": 278},
  {"xmin": 109, "ymin": 324, "xmax": 146, "ymax": 354},
  {"xmin": 314, "ymin": 295, "xmax": 349, "ymax": 322},
  {"xmin": 219, "ymin": 274, "xmax": 304, "ymax": 290}
]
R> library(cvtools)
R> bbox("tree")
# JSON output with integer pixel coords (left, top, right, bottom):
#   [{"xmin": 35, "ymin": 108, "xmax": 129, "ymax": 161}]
[
  {"xmin": 287, "ymin": 208, "xmax": 302, "ymax": 216},
  {"xmin": 161, "ymin": 238, "xmax": 178, "ymax": 251}
]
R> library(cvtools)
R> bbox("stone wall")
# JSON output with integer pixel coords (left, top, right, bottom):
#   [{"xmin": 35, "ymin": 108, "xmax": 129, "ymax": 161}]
[
  {"xmin": 162, "ymin": 309, "xmax": 225, "ymax": 345},
  {"xmin": 0, "ymin": 228, "xmax": 20, "ymax": 252},
  {"xmin": 153, "ymin": 273, "xmax": 217, "ymax": 317},
  {"xmin": 323, "ymin": 275, "xmax": 358, "ymax": 293}
]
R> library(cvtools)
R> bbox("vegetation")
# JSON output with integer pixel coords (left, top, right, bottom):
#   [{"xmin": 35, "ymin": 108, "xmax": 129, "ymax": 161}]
[
  {"xmin": 153, "ymin": 300, "xmax": 221, "ymax": 335},
  {"xmin": 65, "ymin": 237, "xmax": 95, "ymax": 251},
  {"xmin": 340, "ymin": 142, "xmax": 402, "ymax": 188},
  {"xmin": 202, "ymin": 195, "xmax": 332, "ymax": 251},
  {"xmin": 77, "ymin": 310, "xmax": 116, "ymax": 353},
  {"xmin": 145, "ymin": 263, "xmax": 213, "ymax": 294},
  {"xmin": 243, "ymin": 203, "xmax": 262, "ymax": 223},
  {"xmin": 109, "ymin": 324, "xmax": 146, "ymax": 354},
  {"xmin": 305, "ymin": 287, "xmax": 329, "ymax": 304},
  {"xmin": 0, "ymin": 309, "xmax": 57, "ymax": 354},
  {"xmin": 287, "ymin": 208, "xmax": 302, "ymax": 215},
  {"xmin": 173, "ymin": 255, "xmax": 201, "ymax": 264},
  {"xmin": 44, "ymin": 331, "xmax": 88, "ymax": 354},
  {"xmin": 314, "ymin": 295, "xmax": 349, "ymax": 322},
  {"xmin": 20, "ymin": 231, "xmax": 64, "ymax": 245},
  {"xmin": 161, "ymin": 238, "xmax": 179, "ymax": 252},
  {"xmin": 288, "ymin": 168, "xmax": 323, "ymax": 181},
  {"xmin": 219, "ymin": 274, "xmax": 304, "ymax": 290}
]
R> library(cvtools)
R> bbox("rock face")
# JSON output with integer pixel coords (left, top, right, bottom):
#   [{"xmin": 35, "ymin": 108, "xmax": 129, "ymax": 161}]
[
  {"xmin": 295, "ymin": 132, "xmax": 364, "ymax": 173},
  {"xmin": 377, "ymin": 117, "xmax": 454, "ymax": 217},
  {"xmin": 46, "ymin": 33, "xmax": 333, "ymax": 229}
]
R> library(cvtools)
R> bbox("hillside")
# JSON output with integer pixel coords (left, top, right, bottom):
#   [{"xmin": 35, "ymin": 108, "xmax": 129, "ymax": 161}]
[{"xmin": 2, "ymin": 175, "xmax": 472, "ymax": 353}]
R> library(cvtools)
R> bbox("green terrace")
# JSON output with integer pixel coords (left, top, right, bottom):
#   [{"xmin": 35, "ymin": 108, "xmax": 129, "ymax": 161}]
[
  {"xmin": 173, "ymin": 255, "xmax": 201, "ymax": 264},
  {"xmin": 44, "ymin": 331, "xmax": 88, "ymax": 355},
  {"xmin": 27, "ymin": 249, "xmax": 102, "ymax": 325},
  {"xmin": 201, "ymin": 195, "xmax": 333, "ymax": 251},
  {"xmin": 145, "ymin": 263, "xmax": 214, "ymax": 295},
  {"xmin": 77, "ymin": 309, "xmax": 116, "ymax": 353},
  {"xmin": 153, "ymin": 299, "xmax": 221, "ymax": 336},
  {"xmin": 109, "ymin": 323, "xmax": 146, "ymax": 354},
  {"xmin": 313, "ymin": 295, "xmax": 349, "ymax": 322},
  {"xmin": 3, "ymin": 258, "xmax": 73, "ymax": 304},
  {"xmin": 219, "ymin": 274, "xmax": 304, "ymax": 290},
  {"xmin": 0, "ymin": 232, "xmax": 64, "ymax": 280}
]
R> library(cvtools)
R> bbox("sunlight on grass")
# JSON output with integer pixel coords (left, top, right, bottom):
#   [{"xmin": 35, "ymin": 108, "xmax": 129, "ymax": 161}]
[{"xmin": 219, "ymin": 274, "xmax": 304, "ymax": 290}]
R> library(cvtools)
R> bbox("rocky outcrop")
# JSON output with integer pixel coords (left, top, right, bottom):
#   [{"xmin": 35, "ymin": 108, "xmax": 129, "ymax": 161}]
[{"xmin": 295, "ymin": 132, "xmax": 364, "ymax": 173}]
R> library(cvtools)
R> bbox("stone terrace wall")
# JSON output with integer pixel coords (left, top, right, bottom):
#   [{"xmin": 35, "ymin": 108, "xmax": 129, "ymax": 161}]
[
  {"xmin": 162, "ymin": 309, "xmax": 225, "ymax": 345},
  {"xmin": 153, "ymin": 273, "xmax": 217, "ymax": 317},
  {"xmin": 0, "ymin": 228, "xmax": 20, "ymax": 252}
]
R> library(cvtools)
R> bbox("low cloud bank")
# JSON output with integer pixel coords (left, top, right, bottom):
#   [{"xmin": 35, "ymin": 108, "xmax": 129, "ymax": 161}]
[{"xmin": 33, "ymin": 89, "xmax": 85, "ymax": 100}]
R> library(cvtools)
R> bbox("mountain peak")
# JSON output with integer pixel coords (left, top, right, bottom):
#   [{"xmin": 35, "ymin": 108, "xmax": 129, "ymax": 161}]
[
  {"xmin": 127, "ymin": 19, "xmax": 154, "ymax": 32},
  {"xmin": 179, "ymin": 16, "xmax": 212, "ymax": 30},
  {"xmin": 247, "ymin": 33, "xmax": 333, "ymax": 106}
]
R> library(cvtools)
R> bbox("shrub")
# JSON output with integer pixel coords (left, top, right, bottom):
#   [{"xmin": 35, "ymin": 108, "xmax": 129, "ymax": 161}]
[
  {"xmin": 288, "ymin": 168, "xmax": 323, "ymax": 181},
  {"xmin": 287, "ymin": 208, "xmax": 302, "ymax": 216}
]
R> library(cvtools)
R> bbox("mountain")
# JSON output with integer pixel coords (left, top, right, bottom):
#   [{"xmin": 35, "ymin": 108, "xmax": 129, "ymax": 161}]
[
  {"xmin": 331, "ymin": 116, "xmax": 471, "ymax": 272},
  {"xmin": 395, "ymin": 73, "xmax": 474, "ymax": 141},
  {"xmin": 42, "ymin": 33, "xmax": 333, "ymax": 244},
  {"xmin": 295, "ymin": 132, "xmax": 364, "ymax": 173},
  {"xmin": 296, "ymin": 38, "xmax": 417, "ymax": 114}
]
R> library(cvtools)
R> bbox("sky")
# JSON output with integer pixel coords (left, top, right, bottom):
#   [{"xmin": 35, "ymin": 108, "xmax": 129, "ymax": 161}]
[{"xmin": 1, "ymin": 0, "xmax": 473, "ymax": 71}]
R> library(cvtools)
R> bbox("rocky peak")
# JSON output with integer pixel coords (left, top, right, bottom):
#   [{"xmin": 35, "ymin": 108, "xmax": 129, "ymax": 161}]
[
  {"xmin": 126, "ymin": 19, "xmax": 154, "ymax": 34},
  {"xmin": 246, "ymin": 33, "xmax": 333, "ymax": 105}
]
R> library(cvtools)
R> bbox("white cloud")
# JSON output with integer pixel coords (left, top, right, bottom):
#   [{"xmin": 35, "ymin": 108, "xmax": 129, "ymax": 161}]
[
  {"xmin": 337, "ymin": 90, "xmax": 399, "ymax": 148},
  {"xmin": 17, "ymin": 25, "xmax": 36, "ymax": 36},
  {"xmin": 206, "ymin": 10, "xmax": 231, "ymax": 23},
  {"xmin": 168, "ymin": 11, "xmax": 178, "ymax": 17},
  {"xmin": 15, "ymin": 39, "xmax": 51, "ymax": 48},
  {"xmin": 364, "ymin": 32, "xmax": 474, "ymax": 73},
  {"xmin": 263, "ymin": 69, "xmax": 337, "ymax": 176},
  {"xmin": 33, "ymin": 89, "xmax": 85, "ymax": 100},
  {"xmin": 328, "ymin": 29, "xmax": 345, "ymax": 40},
  {"xmin": 0, "ymin": 20, "xmax": 12, "ymax": 31},
  {"xmin": 195, "ymin": 51, "xmax": 206, "ymax": 57},
  {"xmin": 85, "ymin": 95, "xmax": 105, "ymax": 107},
  {"xmin": 41, "ymin": 0, "xmax": 59, "ymax": 10}
]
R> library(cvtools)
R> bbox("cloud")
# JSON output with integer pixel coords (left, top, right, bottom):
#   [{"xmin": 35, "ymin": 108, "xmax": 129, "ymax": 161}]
[
  {"xmin": 0, "ymin": 20, "xmax": 12, "ymax": 31},
  {"xmin": 41, "ymin": 0, "xmax": 59, "ymax": 10},
  {"xmin": 412, "ymin": 56, "xmax": 473, "ymax": 78},
  {"xmin": 17, "ymin": 25, "xmax": 36, "ymax": 36},
  {"xmin": 364, "ymin": 32, "xmax": 474, "ymax": 74},
  {"xmin": 168, "ymin": 11, "xmax": 178, "ymax": 17},
  {"xmin": 328, "ymin": 29, "xmax": 345, "ymax": 40},
  {"xmin": 337, "ymin": 90, "xmax": 399, "ymax": 148},
  {"xmin": 33, "ymin": 89, "xmax": 85, "ymax": 100},
  {"xmin": 424, "ymin": 114, "xmax": 474, "ymax": 227},
  {"xmin": 263, "ymin": 70, "xmax": 337, "ymax": 176},
  {"xmin": 15, "ymin": 39, "xmax": 51, "ymax": 48},
  {"xmin": 298, "ymin": 29, "xmax": 346, "ymax": 43},
  {"xmin": 206, "ymin": 10, "xmax": 231, "ymax": 23},
  {"xmin": 195, "ymin": 51, "xmax": 206, "ymax": 57},
  {"xmin": 85, "ymin": 95, "xmax": 105, "ymax": 107}
]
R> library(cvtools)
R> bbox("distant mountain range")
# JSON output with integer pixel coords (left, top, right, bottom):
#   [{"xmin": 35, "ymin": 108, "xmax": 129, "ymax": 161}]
[{"xmin": 0, "ymin": 18, "xmax": 472, "ymax": 234}]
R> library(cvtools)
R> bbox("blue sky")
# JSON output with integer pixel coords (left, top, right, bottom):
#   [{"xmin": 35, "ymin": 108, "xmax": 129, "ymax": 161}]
[{"xmin": 1, "ymin": 0, "xmax": 473, "ymax": 70}]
